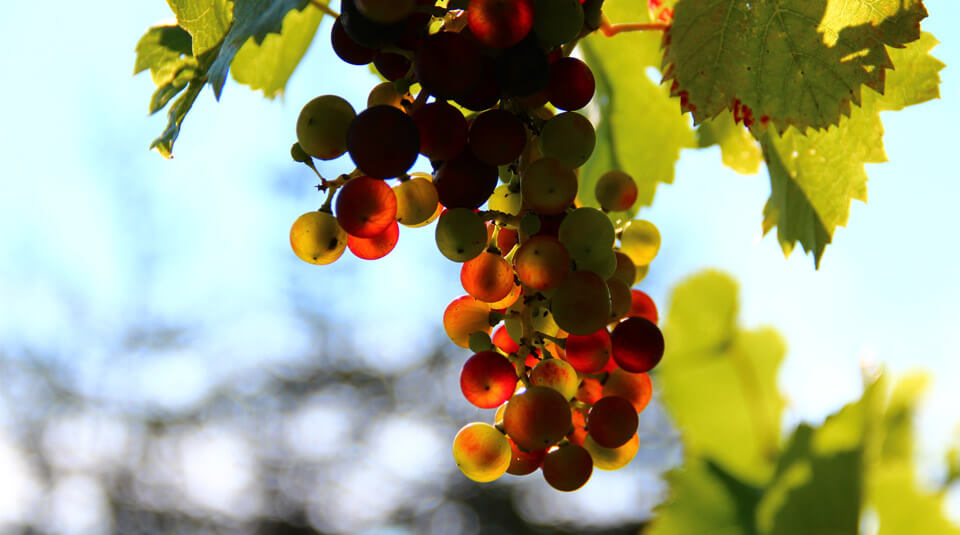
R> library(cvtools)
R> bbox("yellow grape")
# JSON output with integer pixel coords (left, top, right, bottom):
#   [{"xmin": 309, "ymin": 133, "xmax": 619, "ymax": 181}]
[
  {"xmin": 443, "ymin": 296, "xmax": 492, "ymax": 348},
  {"xmin": 289, "ymin": 211, "xmax": 347, "ymax": 265},
  {"xmin": 488, "ymin": 184, "xmax": 523, "ymax": 221},
  {"xmin": 436, "ymin": 208, "xmax": 487, "ymax": 262},
  {"xmin": 529, "ymin": 358, "xmax": 578, "ymax": 400},
  {"xmin": 538, "ymin": 112, "xmax": 595, "ymax": 169},
  {"xmin": 394, "ymin": 177, "xmax": 439, "ymax": 227},
  {"xmin": 609, "ymin": 251, "xmax": 637, "ymax": 288},
  {"xmin": 452, "ymin": 422, "xmax": 511, "ymax": 482},
  {"xmin": 584, "ymin": 433, "xmax": 639, "ymax": 471},
  {"xmin": 620, "ymin": 220, "xmax": 661, "ymax": 267},
  {"xmin": 295, "ymin": 95, "xmax": 356, "ymax": 160},
  {"xmin": 367, "ymin": 81, "xmax": 409, "ymax": 110}
]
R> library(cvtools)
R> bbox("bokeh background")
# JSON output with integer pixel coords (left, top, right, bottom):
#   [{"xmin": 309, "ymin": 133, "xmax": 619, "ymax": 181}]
[{"xmin": 0, "ymin": 1, "xmax": 957, "ymax": 533}]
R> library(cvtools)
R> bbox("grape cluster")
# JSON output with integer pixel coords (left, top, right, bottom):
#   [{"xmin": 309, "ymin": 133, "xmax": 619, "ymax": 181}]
[{"xmin": 289, "ymin": 0, "xmax": 666, "ymax": 492}]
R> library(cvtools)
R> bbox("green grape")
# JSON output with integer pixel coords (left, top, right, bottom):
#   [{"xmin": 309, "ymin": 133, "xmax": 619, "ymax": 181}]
[
  {"xmin": 574, "ymin": 248, "xmax": 617, "ymax": 280},
  {"xmin": 584, "ymin": 433, "xmax": 639, "ymax": 471},
  {"xmin": 558, "ymin": 207, "xmax": 615, "ymax": 265},
  {"xmin": 289, "ymin": 211, "xmax": 347, "ymax": 265},
  {"xmin": 550, "ymin": 270, "xmax": 611, "ymax": 336},
  {"xmin": 609, "ymin": 251, "xmax": 637, "ymax": 288},
  {"xmin": 394, "ymin": 176, "xmax": 439, "ymax": 227},
  {"xmin": 529, "ymin": 358, "xmax": 578, "ymax": 400},
  {"xmin": 521, "ymin": 157, "xmax": 578, "ymax": 215},
  {"xmin": 469, "ymin": 331, "xmax": 495, "ymax": 353},
  {"xmin": 538, "ymin": 112, "xmax": 595, "ymax": 169},
  {"xmin": 436, "ymin": 208, "xmax": 488, "ymax": 262},
  {"xmin": 488, "ymin": 184, "xmax": 523, "ymax": 222},
  {"xmin": 595, "ymin": 170, "xmax": 638, "ymax": 212},
  {"xmin": 295, "ymin": 95, "xmax": 356, "ymax": 160},
  {"xmin": 452, "ymin": 422, "xmax": 512, "ymax": 482},
  {"xmin": 290, "ymin": 142, "xmax": 311, "ymax": 164},
  {"xmin": 519, "ymin": 212, "xmax": 541, "ymax": 238},
  {"xmin": 532, "ymin": 0, "xmax": 585, "ymax": 47},
  {"xmin": 620, "ymin": 219, "xmax": 661, "ymax": 267}
]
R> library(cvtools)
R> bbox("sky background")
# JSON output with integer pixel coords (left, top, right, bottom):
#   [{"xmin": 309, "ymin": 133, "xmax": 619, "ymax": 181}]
[{"xmin": 0, "ymin": 0, "xmax": 958, "ymax": 527}]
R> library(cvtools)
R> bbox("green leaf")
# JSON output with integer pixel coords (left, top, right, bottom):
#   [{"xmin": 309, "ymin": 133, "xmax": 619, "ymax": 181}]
[
  {"xmin": 205, "ymin": 0, "xmax": 312, "ymax": 99},
  {"xmin": 696, "ymin": 110, "xmax": 762, "ymax": 174},
  {"xmin": 662, "ymin": 0, "xmax": 927, "ymax": 132},
  {"xmin": 134, "ymin": 25, "xmax": 195, "ymax": 84},
  {"xmin": 658, "ymin": 271, "xmax": 786, "ymax": 483},
  {"xmin": 578, "ymin": 0, "xmax": 695, "ymax": 216},
  {"xmin": 231, "ymin": 3, "xmax": 325, "ymax": 98},
  {"xmin": 150, "ymin": 74, "xmax": 207, "ymax": 159},
  {"xmin": 760, "ymin": 33, "xmax": 944, "ymax": 266},
  {"xmin": 648, "ymin": 457, "xmax": 763, "ymax": 535},
  {"xmin": 167, "ymin": 0, "xmax": 234, "ymax": 56}
]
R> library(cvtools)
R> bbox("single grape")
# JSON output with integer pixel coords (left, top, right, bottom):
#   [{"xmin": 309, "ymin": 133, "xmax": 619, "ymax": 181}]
[
  {"xmin": 610, "ymin": 251, "xmax": 637, "ymax": 288},
  {"xmin": 469, "ymin": 109, "xmax": 527, "ymax": 166},
  {"xmin": 469, "ymin": 330, "xmax": 495, "ymax": 353},
  {"xmin": 405, "ymin": 173, "xmax": 443, "ymax": 228},
  {"xmin": 415, "ymin": 31, "xmax": 483, "ymax": 99},
  {"xmin": 548, "ymin": 57, "xmax": 595, "ymax": 111},
  {"xmin": 347, "ymin": 105, "xmax": 420, "ymax": 179},
  {"xmin": 290, "ymin": 211, "xmax": 348, "ymax": 265},
  {"xmin": 290, "ymin": 142, "xmax": 311, "ymax": 164},
  {"xmin": 492, "ymin": 324, "xmax": 520, "ymax": 354},
  {"xmin": 331, "ymin": 16, "xmax": 377, "ymax": 65},
  {"xmin": 539, "ymin": 112, "xmax": 596, "ymax": 169},
  {"xmin": 295, "ymin": 95, "xmax": 356, "ymax": 160},
  {"xmin": 587, "ymin": 396, "xmax": 638, "ymax": 448},
  {"xmin": 619, "ymin": 219, "xmax": 661, "ymax": 267},
  {"xmin": 496, "ymin": 38, "xmax": 550, "ymax": 97},
  {"xmin": 334, "ymin": 176, "xmax": 398, "ymax": 238},
  {"xmin": 467, "ymin": 0, "xmax": 534, "ymax": 48},
  {"xmin": 434, "ymin": 150, "xmax": 499, "ymax": 209},
  {"xmin": 532, "ymin": 0, "xmax": 585, "ymax": 46},
  {"xmin": 488, "ymin": 185, "xmax": 523, "ymax": 222},
  {"xmin": 373, "ymin": 51, "xmax": 412, "ymax": 81},
  {"xmin": 575, "ymin": 377, "xmax": 603, "ymax": 405},
  {"xmin": 503, "ymin": 386, "xmax": 572, "ymax": 451},
  {"xmin": 489, "ymin": 282, "xmax": 521, "ymax": 310},
  {"xmin": 584, "ymin": 433, "xmax": 639, "ymax": 471},
  {"xmin": 347, "ymin": 219, "xmax": 399, "ymax": 260},
  {"xmin": 412, "ymin": 102, "xmax": 468, "ymax": 162},
  {"xmin": 558, "ymin": 207, "xmax": 615, "ymax": 265},
  {"xmin": 443, "ymin": 295, "xmax": 493, "ymax": 348},
  {"xmin": 452, "ymin": 422, "xmax": 512, "ymax": 482},
  {"xmin": 460, "ymin": 350, "xmax": 518, "ymax": 408},
  {"xmin": 455, "ymin": 56, "xmax": 502, "ymax": 111},
  {"xmin": 513, "ymin": 235, "xmax": 571, "ymax": 291},
  {"xmin": 529, "ymin": 358, "xmax": 579, "ymax": 400},
  {"xmin": 602, "ymin": 368, "xmax": 653, "ymax": 413},
  {"xmin": 356, "ymin": 0, "xmax": 416, "ymax": 24},
  {"xmin": 607, "ymin": 279, "xmax": 632, "ymax": 321},
  {"xmin": 461, "ymin": 251, "xmax": 515, "ymax": 303},
  {"xmin": 367, "ymin": 81, "xmax": 409, "ymax": 110},
  {"xmin": 574, "ymin": 248, "xmax": 617, "ymax": 280},
  {"xmin": 541, "ymin": 444, "xmax": 593, "ymax": 491},
  {"xmin": 610, "ymin": 317, "xmax": 664, "ymax": 373},
  {"xmin": 394, "ymin": 176, "xmax": 439, "ymax": 226},
  {"xmin": 550, "ymin": 270, "xmax": 611, "ymax": 336},
  {"xmin": 629, "ymin": 289, "xmax": 659, "ymax": 324},
  {"xmin": 340, "ymin": 0, "xmax": 405, "ymax": 48},
  {"xmin": 497, "ymin": 226, "xmax": 519, "ymax": 253},
  {"xmin": 436, "ymin": 208, "xmax": 488, "ymax": 262},
  {"xmin": 562, "ymin": 328, "xmax": 611, "ymax": 374},
  {"xmin": 595, "ymin": 170, "xmax": 638, "ymax": 212},
  {"xmin": 506, "ymin": 437, "xmax": 547, "ymax": 476},
  {"xmin": 521, "ymin": 157, "xmax": 578, "ymax": 215}
]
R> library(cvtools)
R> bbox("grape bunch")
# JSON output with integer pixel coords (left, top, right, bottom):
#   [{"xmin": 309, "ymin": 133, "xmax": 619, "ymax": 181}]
[{"xmin": 289, "ymin": 0, "xmax": 666, "ymax": 491}]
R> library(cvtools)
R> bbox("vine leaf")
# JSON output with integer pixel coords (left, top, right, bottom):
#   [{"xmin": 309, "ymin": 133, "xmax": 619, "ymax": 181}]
[
  {"xmin": 662, "ymin": 0, "xmax": 927, "ymax": 133},
  {"xmin": 579, "ymin": 0, "xmax": 695, "ymax": 217},
  {"xmin": 134, "ymin": 25, "xmax": 201, "ymax": 115},
  {"xmin": 167, "ymin": 0, "xmax": 233, "ymax": 56},
  {"xmin": 657, "ymin": 271, "xmax": 786, "ymax": 484},
  {"xmin": 696, "ymin": 110, "xmax": 762, "ymax": 174},
  {"xmin": 760, "ymin": 33, "xmax": 943, "ymax": 266}
]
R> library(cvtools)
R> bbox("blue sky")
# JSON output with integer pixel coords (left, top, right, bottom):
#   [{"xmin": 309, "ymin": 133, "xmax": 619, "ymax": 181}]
[{"xmin": 0, "ymin": 0, "xmax": 958, "ymax": 523}]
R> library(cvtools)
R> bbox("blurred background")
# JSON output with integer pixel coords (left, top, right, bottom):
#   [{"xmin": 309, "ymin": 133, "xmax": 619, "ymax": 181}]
[{"xmin": 0, "ymin": 1, "xmax": 957, "ymax": 533}]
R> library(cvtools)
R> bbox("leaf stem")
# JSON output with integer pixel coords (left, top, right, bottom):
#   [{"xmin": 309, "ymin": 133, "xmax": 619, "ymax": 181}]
[{"xmin": 599, "ymin": 15, "xmax": 669, "ymax": 37}]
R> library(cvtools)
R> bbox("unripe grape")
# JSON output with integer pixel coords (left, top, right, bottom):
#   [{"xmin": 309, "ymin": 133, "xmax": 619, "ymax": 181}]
[
  {"xmin": 335, "ymin": 176, "xmax": 398, "ymax": 238},
  {"xmin": 488, "ymin": 185, "xmax": 522, "ymax": 221},
  {"xmin": 452, "ymin": 422, "xmax": 511, "ymax": 482},
  {"xmin": 550, "ymin": 270, "xmax": 611, "ymax": 336},
  {"xmin": 587, "ymin": 396, "xmax": 638, "ymax": 448},
  {"xmin": 629, "ymin": 289, "xmax": 659, "ymax": 324},
  {"xmin": 347, "ymin": 220, "xmax": 399, "ymax": 260},
  {"xmin": 469, "ymin": 331, "xmax": 495, "ymax": 353},
  {"xmin": 610, "ymin": 317, "xmax": 664, "ymax": 373},
  {"xmin": 506, "ymin": 437, "xmax": 547, "ymax": 476},
  {"xmin": 584, "ymin": 433, "xmax": 639, "ymax": 471},
  {"xmin": 460, "ymin": 350, "xmax": 518, "ymax": 408},
  {"xmin": 436, "ymin": 208, "xmax": 487, "ymax": 262},
  {"xmin": 467, "ymin": 0, "xmax": 535, "ymax": 49},
  {"xmin": 296, "ymin": 95, "xmax": 356, "ymax": 160},
  {"xmin": 563, "ymin": 329, "xmax": 611, "ymax": 374},
  {"xmin": 513, "ymin": 235, "xmax": 571, "ymax": 291},
  {"xmin": 539, "ymin": 112, "xmax": 596, "ymax": 169},
  {"xmin": 367, "ymin": 81, "xmax": 408, "ymax": 109},
  {"xmin": 503, "ymin": 386, "xmax": 572, "ymax": 451},
  {"xmin": 290, "ymin": 211, "xmax": 348, "ymax": 265},
  {"xmin": 595, "ymin": 170, "xmax": 638, "ymax": 212},
  {"xmin": 602, "ymin": 368, "xmax": 653, "ymax": 413},
  {"xmin": 394, "ymin": 176, "xmax": 439, "ymax": 226},
  {"xmin": 532, "ymin": 0, "xmax": 585, "ymax": 46},
  {"xmin": 529, "ymin": 358, "xmax": 579, "ymax": 400},
  {"xmin": 443, "ymin": 295, "xmax": 493, "ymax": 348},
  {"xmin": 620, "ymin": 219, "xmax": 661, "ymax": 267},
  {"xmin": 461, "ymin": 251, "xmax": 515, "ymax": 303},
  {"xmin": 290, "ymin": 142, "xmax": 311, "ymax": 164},
  {"xmin": 575, "ymin": 249, "xmax": 617, "ymax": 280},
  {"xmin": 558, "ymin": 207, "xmax": 615, "ymax": 265},
  {"xmin": 521, "ymin": 157, "xmax": 578, "ymax": 215},
  {"xmin": 541, "ymin": 444, "xmax": 593, "ymax": 491}
]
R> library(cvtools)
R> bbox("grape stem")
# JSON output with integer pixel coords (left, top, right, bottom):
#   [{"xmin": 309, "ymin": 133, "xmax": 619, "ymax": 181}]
[
  {"xmin": 317, "ymin": 171, "xmax": 359, "ymax": 212},
  {"xmin": 478, "ymin": 210, "xmax": 524, "ymax": 228},
  {"xmin": 599, "ymin": 15, "xmax": 669, "ymax": 36},
  {"xmin": 536, "ymin": 332, "xmax": 566, "ymax": 349},
  {"xmin": 309, "ymin": 0, "xmax": 339, "ymax": 18}
]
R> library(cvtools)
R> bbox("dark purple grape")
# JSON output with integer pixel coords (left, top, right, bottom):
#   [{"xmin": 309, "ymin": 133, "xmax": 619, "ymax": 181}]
[
  {"xmin": 415, "ymin": 32, "xmax": 484, "ymax": 99},
  {"xmin": 468, "ymin": 109, "xmax": 526, "ymax": 166},
  {"xmin": 347, "ymin": 106, "xmax": 420, "ymax": 179},
  {"xmin": 373, "ymin": 52, "xmax": 411, "ymax": 81},
  {"xmin": 495, "ymin": 38, "xmax": 550, "ymax": 97},
  {"xmin": 454, "ymin": 56, "xmax": 501, "ymax": 111},
  {"xmin": 331, "ymin": 17, "xmax": 377, "ymax": 65},
  {"xmin": 412, "ymin": 102, "xmax": 469, "ymax": 161},
  {"xmin": 435, "ymin": 149, "xmax": 498, "ymax": 209},
  {"xmin": 340, "ymin": 0, "xmax": 404, "ymax": 48},
  {"xmin": 548, "ymin": 57, "xmax": 596, "ymax": 110}
]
